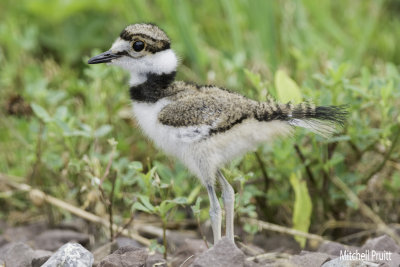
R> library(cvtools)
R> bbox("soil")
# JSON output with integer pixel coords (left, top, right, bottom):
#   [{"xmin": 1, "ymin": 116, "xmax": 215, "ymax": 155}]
[{"xmin": 0, "ymin": 218, "xmax": 399, "ymax": 267}]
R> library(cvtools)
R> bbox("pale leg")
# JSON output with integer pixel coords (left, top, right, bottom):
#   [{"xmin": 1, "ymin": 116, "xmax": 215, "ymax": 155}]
[
  {"xmin": 217, "ymin": 170, "xmax": 235, "ymax": 241},
  {"xmin": 206, "ymin": 184, "xmax": 222, "ymax": 244}
]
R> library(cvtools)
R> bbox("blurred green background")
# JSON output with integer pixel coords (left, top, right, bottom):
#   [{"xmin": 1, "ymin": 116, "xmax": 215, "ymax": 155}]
[{"xmin": 1, "ymin": 0, "xmax": 400, "ymax": 246}]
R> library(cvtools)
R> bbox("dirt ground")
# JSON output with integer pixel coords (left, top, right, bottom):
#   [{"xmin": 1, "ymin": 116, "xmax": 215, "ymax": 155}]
[{"xmin": 0, "ymin": 218, "xmax": 399, "ymax": 267}]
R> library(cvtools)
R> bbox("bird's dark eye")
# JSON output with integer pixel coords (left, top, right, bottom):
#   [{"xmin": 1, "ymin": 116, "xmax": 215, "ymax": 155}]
[{"xmin": 132, "ymin": 41, "xmax": 145, "ymax": 52}]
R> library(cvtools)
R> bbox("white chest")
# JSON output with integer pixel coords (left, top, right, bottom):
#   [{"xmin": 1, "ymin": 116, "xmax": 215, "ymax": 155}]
[
  {"xmin": 132, "ymin": 100, "xmax": 175, "ymax": 154},
  {"xmin": 131, "ymin": 100, "xmax": 210, "ymax": 159},
  {"xmin": 132, "ymin": 99, "xmax": 170, "ymax": 144}
]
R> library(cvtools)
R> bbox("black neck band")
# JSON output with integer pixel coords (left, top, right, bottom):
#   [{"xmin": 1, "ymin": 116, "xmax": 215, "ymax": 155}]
[{"xmin": 129, "ymin": 71, "xmax": 176, "ymax": 103}]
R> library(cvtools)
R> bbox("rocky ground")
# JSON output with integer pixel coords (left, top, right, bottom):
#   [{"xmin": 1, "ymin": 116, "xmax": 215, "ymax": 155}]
[{"xmin": 0, "ymin": 219, "xmax": 399, "ymax": 267}]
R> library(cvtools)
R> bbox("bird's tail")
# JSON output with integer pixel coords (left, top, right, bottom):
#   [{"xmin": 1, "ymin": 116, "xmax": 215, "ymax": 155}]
[
  {"xmin": 257, "ymin": 100, "xmax": 348, "ymax": 137},
  {"xmin": 287, "ymin": 103, "xmax": 348, "ymax": 137}
]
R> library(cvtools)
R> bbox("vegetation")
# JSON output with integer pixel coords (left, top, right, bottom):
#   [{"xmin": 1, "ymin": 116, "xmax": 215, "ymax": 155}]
[{"xmin": 1, "ymin": 0, "xmax": 399, "ymax": 250}]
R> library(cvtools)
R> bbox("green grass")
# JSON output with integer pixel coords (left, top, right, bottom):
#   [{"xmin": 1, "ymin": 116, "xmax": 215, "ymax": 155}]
[{"xmin": 1, "ymin": 0, "xmax": 400, "ymax": 246}]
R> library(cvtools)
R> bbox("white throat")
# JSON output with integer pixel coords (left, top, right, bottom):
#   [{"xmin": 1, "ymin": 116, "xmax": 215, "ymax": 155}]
[{"xmin": 111, "ymin": 49, "xmax": 178, "ymax": 86}]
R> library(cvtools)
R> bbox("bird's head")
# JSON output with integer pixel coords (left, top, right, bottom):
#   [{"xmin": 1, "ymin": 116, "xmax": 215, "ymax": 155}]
[{"xmin": 88, "ymin": 23, "xmax": 177, "ymax": 86}]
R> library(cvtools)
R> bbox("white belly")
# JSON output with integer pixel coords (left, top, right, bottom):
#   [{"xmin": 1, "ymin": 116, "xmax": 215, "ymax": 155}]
[{"xmin": 131, "ymin": 100, "xmax": 210, "ymax": 160}]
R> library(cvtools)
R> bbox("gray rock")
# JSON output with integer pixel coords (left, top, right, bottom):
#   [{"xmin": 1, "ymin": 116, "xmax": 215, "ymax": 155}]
[
  {"xmin": 245, "ymin": 252, "xmax": 293, "ymax": 267},
  {"xmin": 98, "ymin": 246, "xmax": 148, "ymax": 267},
  {"xmin": 34, "ymin": 229, "xmax": 90, "ymax": 251},
  {"xmin": 291, "ymin": 251, "xmax": 332, "ymax": 267},
  {"xmin": 146, "ymin": 252, "xmax": 167, "ymax": 267},
  {"xmin": 138, "ymin": 225, "xmax": 197, "ymax": 251},
  {"xmin": 0, "ymin": 237, "xmax": 8, "ymax": 248},
  {"xmin": 318, "ymin": 241, "xmax": 348, "ymax": 256},
  {"xmin": 42, "ymin": 242, "xmax": 94, "ymax": 267},
  {"xmin": 191, "ymin": 237, "xmax": 245, "ymax": 267},
  {"xmin": 0, "ymin": 242, "xmax": 35, "ymax": 267},
  {"xmin": 253, "ymin": 234, "xmax": 301, "ymax": 254},
  {"xmin": 0, "ymin": 219, "xmax": 8, "ymax": 231},
  {"xmin": 116, "ymin": 237, "xmax": 143, "ymax": 249},
  {"xmin": 32, "ymin": 249, "xmax": 53, "ymax": 267},
  {"xmin": 171, "ymin": 239, "xmax": 208, "ymax": 267},
  {"xmin": 361, "ymin": 235, "xmax": 400, "ymax": 253},
  {"xmin": 237, "ymin": 241, "xmax": 265, "ymax": 256},
  {"xmin": 166, "ymin": 230, "xmax": 199, "ymax": 250},
  {"xmin": 323, "ymin": 248, "xmax": 399, "ymax": 267},
  {"xmin": 321, "ymin": 257, "xmax": 372, "ymax": 267},
  {"xmin": 250, "ymin": 259, "xmax": 293, "ymax": 267},
  {"xmin": 2, "ymin": 222, "xmax": 47, "ymax": 243},
  {"xmin": 92, "ymin": 241, "xmax": 118, "ymax": 265},
  {"xmin": 381, "ymin": 252, "xmax": 400, "ymax": 267}
]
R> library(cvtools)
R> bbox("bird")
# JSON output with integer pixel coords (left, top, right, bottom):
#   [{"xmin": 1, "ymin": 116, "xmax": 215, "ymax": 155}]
[{"xmin": 88, "ymin": 23, "xmax": 347, "ymax": 244}]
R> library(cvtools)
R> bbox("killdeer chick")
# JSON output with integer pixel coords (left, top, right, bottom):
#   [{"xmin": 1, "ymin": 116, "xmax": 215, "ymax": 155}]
[{"xmin": 88, "ymin": 23, "xmax": 347, "ymax": 244}]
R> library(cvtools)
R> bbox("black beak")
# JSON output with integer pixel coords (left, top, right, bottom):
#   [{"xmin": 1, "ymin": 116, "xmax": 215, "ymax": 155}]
[{"xmin": 88, "ymin": 51, "xmax": 121, "ymax": 64}]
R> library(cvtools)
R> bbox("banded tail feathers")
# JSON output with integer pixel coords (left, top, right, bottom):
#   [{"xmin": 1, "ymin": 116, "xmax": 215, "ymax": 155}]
[{"xmin": 258, "ymin": 100, "xmax": 348, "ymax": 137}]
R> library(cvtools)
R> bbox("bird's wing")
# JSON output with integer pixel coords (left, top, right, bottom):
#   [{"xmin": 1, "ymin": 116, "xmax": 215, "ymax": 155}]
[{"xmin": 158, "ymin": 91, "xmax": 257, "ymax": 142}]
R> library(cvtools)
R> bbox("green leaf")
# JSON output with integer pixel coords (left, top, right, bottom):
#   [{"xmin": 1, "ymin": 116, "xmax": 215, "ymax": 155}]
[
  {"xmin": 94, "ymin": 125, "xmax": 113, "ymax": 137},
  {"xmin": 290, "ymin": 172, "xmax": 312, "ymax": 248},
  {"xmin": 129, "ymin": 161, "xmax": 143, "ymax": 172},
  {"xmin": 149, "ymin": 239, "xmax": 165, "ymax": 254},
  {"xmin": 392, "ymin": 173, "xmax": 400, "ymax": 190},
  {"xmin": 187, "ymin": 185, "xmax": 201, "ymax": 204},
  {"xmin": 80, "ymin": 123, "xmax": 92, "ymax": 133},
  {"xmin": 54, "ymin": 106, "xmax": 68, "ymax": 120},
  {"xmin": 132, "ymin": 202, "xmax": 151, "ymax": 213},
  {"xmin": 54, "ymin": 119, "xmax": 72, "ymax": 135},
  {"xmin": 139, "ymin": 195, "xmax": 155, "ymax": 212},
  {"xmin": 159, "ymin": 201, "xmax": 176, "ymax": 217},
  {"xmin": 244, "ymin": 69, "xmax": 262, "ymax": 89},
  {"xmin": 191, "ymin": 197, "xmax": 202, "ymax": 215},
  {"xmin": 31, "ymin": 103, "xmax": 52, "ymax": 123},
  {"xmin": 170, "ymin": 197, "xmax": 187, "ymax": 205},
  {"xmin": 243, "ymin": 222, "xmax": 258, "ymax": 235},
  {"xmin": 68, "ymin": 130, "xmax": 91, "ymax": 138},
  {"xmin": 275, "ymin": 70, "xmax": 302, "ymax": 104}
]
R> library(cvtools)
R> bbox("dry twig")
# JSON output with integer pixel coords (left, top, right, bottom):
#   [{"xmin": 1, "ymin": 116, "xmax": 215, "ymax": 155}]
[
  {"xmin": 364, "ymin": 126, "xmax": 400, "ymax": 181},
  {"xmin": 336, "ymin": 229, "xmax": 377, "ymax": 243},
  {"xmin": 246, "ymin": 251, "xmax": 291, "ymax": 262},
  {"xmin": 319, "ymin": 220, "xmax": 376, "ymax": 235},
  {"xmin": 0, "ymin": 173, "xmax": 151, "ymax": 246},
  {"xmin": 241, "ymin": 217, "xmax": 325, "ymax": 242},
  {"xmin": 330, "ymin": 175, "xmax": 400, "ymax": 244}
]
